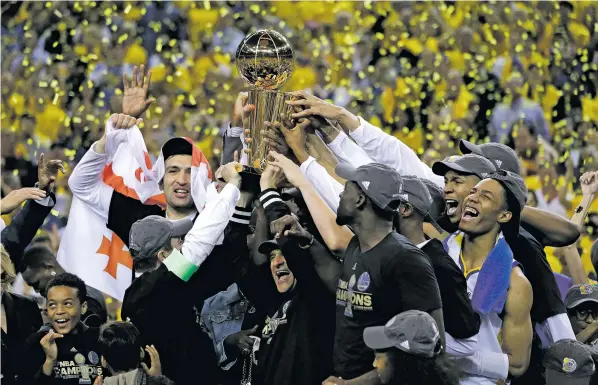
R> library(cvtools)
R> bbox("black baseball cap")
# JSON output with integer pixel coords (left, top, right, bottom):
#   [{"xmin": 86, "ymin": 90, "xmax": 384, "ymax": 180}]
[
  {"xmin": 162, "ymin": 137, "xmax": 193, "ymax": 160},
  {"xmin": 459, "ymin": 140, "xmax": 521, "ymax": 175},
  {"xmin": 544, "ymin": 340, "xmax": 595, "ymax": 385},
  {"xmin": 364, "ymin": 310, "xmax": 442, "ymax": 358},
  {"xmin": 432, "ymin": 154, "xmax": 497, "ymax": 180},
  {"xmin": 336, "ymin": 163, "xmax": 405, "ymax": 211},
  {"xmin": 129, "ymin": 216, "xmax": 193, "ymax": 261},
  {"xmin": 258, "ymin": 240, "xmax": 282, "ymax": 255},
  {"xmin": 486, "ymin": 170, "xmax": 528, "ymax": 213},
  {"xmin": 564, "ymin": 284, "xmax": 598, "ymax": 310}
]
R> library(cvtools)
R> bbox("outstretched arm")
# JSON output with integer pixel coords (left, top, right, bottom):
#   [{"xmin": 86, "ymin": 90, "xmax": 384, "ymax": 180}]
[
  {"xmin": 269, "ymin": 151, "xmax": 353, "ymax": 255},
  {"xmin": 521, "ymin": 206, "xmax": 580, "ymax": 247},
  {"xmin": 287, "ymin": 92, "xmax": 444, "ymax": 187},
  {"xmin": 68, "ymin": 114, "xmax": 141, "ymax": 219},
  {"xmin": 502, "ymin": 267, "xmax": 534, "ymax": 377}
]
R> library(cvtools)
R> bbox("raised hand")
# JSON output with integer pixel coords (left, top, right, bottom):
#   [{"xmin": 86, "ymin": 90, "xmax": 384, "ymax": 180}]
[
  {"xmin": 40, "ymin": 329, "xmax": 64, "ymax": 362},
  {"xmin": 260, "ymin": 164, "xmax": 287, "ymax": 191},
  {"xmin": 37, "ymin": 153, "xmax": 66, "ymax": 191},
  {"xmin": 278, "ymin": 118, "xmax": 310, "ymax": 162},
  {"xmin": 268, "ymin": 150, "xmax": 309, "ymax": 189},
  {"xmin": 232, "ymin": 92, "xmax": 249, "ymax": 128},
  {"xmin": 122, "ymin": 65, "xmax": 155, "ymax": 118},
  {"xmin": 270, "ymin": 214, "xmax": 312, "ymax": 245},
  {"xmin": 581, "ymin": 170, "xmax": 598, "ymax": 197},
  {"xmin": 286, "ymin": 91, "xmax": 345, "ymax": 120},
  {"xmin": 262, "ymin": 121, "xmax": 291, "ymax": 156},
  {"xmin": 109, "ymin": 113, "xmax": 143, "ymax": 130},
  {"xmin": 141, "ymin": 345, "xmax": 162, "ymax": 377},
  {"xmin": 1, "ymin": 187, "xmax": 47, "ymax": 214},
  {"xmin": 215, "ymin": 161, "xmax": 243, "ymax": 188}
]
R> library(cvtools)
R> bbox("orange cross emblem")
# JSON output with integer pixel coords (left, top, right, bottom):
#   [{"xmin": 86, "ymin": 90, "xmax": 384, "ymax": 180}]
[{"xmin": 96, "ymin": 235, "xmax": 132, "ymax": 279}]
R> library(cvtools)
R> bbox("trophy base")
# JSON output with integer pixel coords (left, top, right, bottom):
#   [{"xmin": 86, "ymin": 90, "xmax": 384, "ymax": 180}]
[{"xmin": 239, "ymin": 166, "xmax": 262, "ymax": 194}]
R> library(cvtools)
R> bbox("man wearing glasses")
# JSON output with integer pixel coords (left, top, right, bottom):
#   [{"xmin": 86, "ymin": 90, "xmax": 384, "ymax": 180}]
[{"xmin": 565, "ymin": 284, "xmax": 598, "ymax": 346}]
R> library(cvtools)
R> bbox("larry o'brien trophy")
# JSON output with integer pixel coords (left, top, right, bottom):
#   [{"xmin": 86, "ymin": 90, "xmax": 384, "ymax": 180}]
[{"xmin": 236, "ymin": 29, "xmax": 295, "ymax": 184}]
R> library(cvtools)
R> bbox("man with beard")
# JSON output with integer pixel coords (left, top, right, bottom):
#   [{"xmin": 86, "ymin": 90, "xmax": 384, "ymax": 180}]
[
  {"xmin": 323, "ymin": 163, "xmax": 444, "ymax": 385},
  {"xmin": 122, "ymin": 160, "xmax": 252, "ymax": 385},
  {"xmin": 446, "ymin": 170, "xmax": 534, "ymax": 384}
]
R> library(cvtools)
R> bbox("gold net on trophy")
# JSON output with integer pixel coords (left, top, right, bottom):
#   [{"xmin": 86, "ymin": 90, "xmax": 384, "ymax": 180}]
[{"xmin": 236, "ymin": 30, "xmax": 295, "ymax": 174}]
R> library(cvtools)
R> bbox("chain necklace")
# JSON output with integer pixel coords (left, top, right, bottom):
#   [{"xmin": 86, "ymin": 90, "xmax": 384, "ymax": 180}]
[{"xmin": 240, "ymin": 347, "xmax": 254, "ymax": 385}]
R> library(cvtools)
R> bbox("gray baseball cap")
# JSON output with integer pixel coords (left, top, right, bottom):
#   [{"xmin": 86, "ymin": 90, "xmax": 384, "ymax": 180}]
[
  {"xmin": 486, "ymin": 170, "xmax": 528, "ymax": 212},
  {"xmin": 129, "ymin": 216, "xmax": 193, "ymax": 261},
  {"xmin": 564, "ymin": 284, "xmax": 598, "ymax": 309},
  {"xmin": 544, "ymin": 340, "xmax": 595, "ymax": 385},
  {"xmin": 420, "ymin": 178, "xmax": 446, "ymax": 224},
  {"xmin": 363, "ymin": 310, "xmax": 442, "ymax": 358},
  {"xmin": 432, "ymin": 154, "xmax": 497, "ymax": 180},
  {"xmin": 399, "ymin": 176, "xmax": 442, "ymax": 230},
  {"xmin": 459, "ymin": 139, "xmax": 521, "ymax": 175},
  {"xmin": 336, "ymin": 163, "xmax": 405, "ymax": 211}
]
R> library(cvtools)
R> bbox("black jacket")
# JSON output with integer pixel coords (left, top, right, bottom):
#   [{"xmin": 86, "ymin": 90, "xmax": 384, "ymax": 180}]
[
  {"xmin": 1, "ymin": 292, "xmax": 43, "ymax": 384},
  {"xmin": 121, "ymin": 216, "xmax": 252, "ymax": 385},
  {"xmin": 1, "ymin": 194, "xmax": 55, "ymax": 270}
]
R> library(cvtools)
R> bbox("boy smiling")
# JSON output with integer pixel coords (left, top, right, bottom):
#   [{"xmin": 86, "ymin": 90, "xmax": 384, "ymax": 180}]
[{"xmin": 22, "ymin": 273, "xmax": 103, "ymax": 384}]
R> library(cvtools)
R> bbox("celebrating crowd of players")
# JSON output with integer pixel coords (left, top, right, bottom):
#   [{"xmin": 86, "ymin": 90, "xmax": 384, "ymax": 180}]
[{"xmin": 2, "ymin": 64, "xmax": 598, "ymax": 385}]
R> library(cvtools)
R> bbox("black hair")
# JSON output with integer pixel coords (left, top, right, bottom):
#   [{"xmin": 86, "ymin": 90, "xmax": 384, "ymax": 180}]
[
  {"xmin": 45, "ymin": 272, "xmax": 87, "ymax": 303},
  {"xmin": 99, "ymin": 321, "xmax": 142, "ymax": 373},
  {"xmin": 499, "ymin": 183, "xmax": 522, "ymax": 245},
  {"xmin": 385, "ymin": 348, "xmax": 460, "ymax": 385},
  {"xmin": 21, "ymin": 244, "xmax": 57, "ymax": 272}
]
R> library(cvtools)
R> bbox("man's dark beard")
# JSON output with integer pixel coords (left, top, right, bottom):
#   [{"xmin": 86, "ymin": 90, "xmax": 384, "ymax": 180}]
[
  {"xmin": 437, "ymin": 215, "xmax": 458, "ymax": 234},
  {"xmin": 336, "ymin": 213, "xmax": 352, "ymax": 226}
]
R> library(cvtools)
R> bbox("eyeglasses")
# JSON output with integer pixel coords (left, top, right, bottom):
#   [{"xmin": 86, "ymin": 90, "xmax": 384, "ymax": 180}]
[{"xmin": 576, "ymin": 309, "xmax": 598, "ymax": 321}]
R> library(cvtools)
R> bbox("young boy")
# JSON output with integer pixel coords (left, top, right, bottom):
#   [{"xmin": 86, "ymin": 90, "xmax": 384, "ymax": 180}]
[
  {"xmin": 21, "ymin": 273, "xmax": 103, "ymax": 384},
  {"xmin": 98, "ymin": 321, "xmax": 172, "ymax": 385}
]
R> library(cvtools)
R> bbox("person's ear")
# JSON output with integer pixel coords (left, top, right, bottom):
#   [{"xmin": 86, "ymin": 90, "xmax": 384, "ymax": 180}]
[
  {"xmin": 81, "ymin": 300, "xmax": 88, "ymax": 315},
  {"xmin": 398, "ymin": 203, "xmax": 413, "ymax": 217},
  {"xmin": 498, "ymin": 210, "xmax": 513, "ymax": 224},
  {"xmin": 356, "ymin": 193, "xmax": 367, "ymax": 210},
  {"xmin": 157, "ymin": 249, "xmax": 168, "ymax": 263}
]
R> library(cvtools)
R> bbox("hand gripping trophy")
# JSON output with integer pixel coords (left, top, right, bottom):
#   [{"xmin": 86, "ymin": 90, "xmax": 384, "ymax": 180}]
[{"xmin": 236, "ymin": 29, "xmax": 295, "ymax": 175}]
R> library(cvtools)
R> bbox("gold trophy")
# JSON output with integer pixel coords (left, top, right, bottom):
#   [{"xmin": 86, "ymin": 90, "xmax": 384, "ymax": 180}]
[{"xmin": 236, "ymin": 29, "xmax": 295, "ymax": 177}]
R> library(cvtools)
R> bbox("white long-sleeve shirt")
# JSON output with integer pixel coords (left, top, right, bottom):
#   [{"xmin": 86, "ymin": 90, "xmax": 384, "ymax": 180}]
[
  {"xmin": 164, "ymin": 183, "xmax": 241, "ymax": 281},
  {"xmin": 299, "ymin": 156, "xmax": 344, "ymax": 212},
  {"xmin": 337, "ymin": 117, "xmax": 445, "ymax": 188},
  {"xmin": 67, "ymin": 143, "xmax": 114, "ymax": 219}
]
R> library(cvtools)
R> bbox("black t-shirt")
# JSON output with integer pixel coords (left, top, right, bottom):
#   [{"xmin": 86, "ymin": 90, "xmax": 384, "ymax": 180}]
[
  {"xmin": 333, "ymin": 232, "xmax": 442, "ymax": 379},
  {"xmin": 421, "ymin": 239, "xmax": 480, "ymax": 339},
  {"xmin": 515, "ymin": 226, "xmax": 567, "ymax": 324},
  {"xmin": 106, "ymin": 191, "xmax": 164, "ymax": 248},
  {"xmin": 22, "ymin": 324, "xmax": 103, "ymax": 384},
  {"xmin": 252, "ymin": 238, "xmax": 336, "ymax": 385}
]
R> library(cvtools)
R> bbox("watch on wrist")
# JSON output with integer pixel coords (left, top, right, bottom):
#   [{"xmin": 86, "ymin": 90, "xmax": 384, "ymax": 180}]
[{"xmin": 299, "ymin": 234, "xmax": 315, "ymax": 249}]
